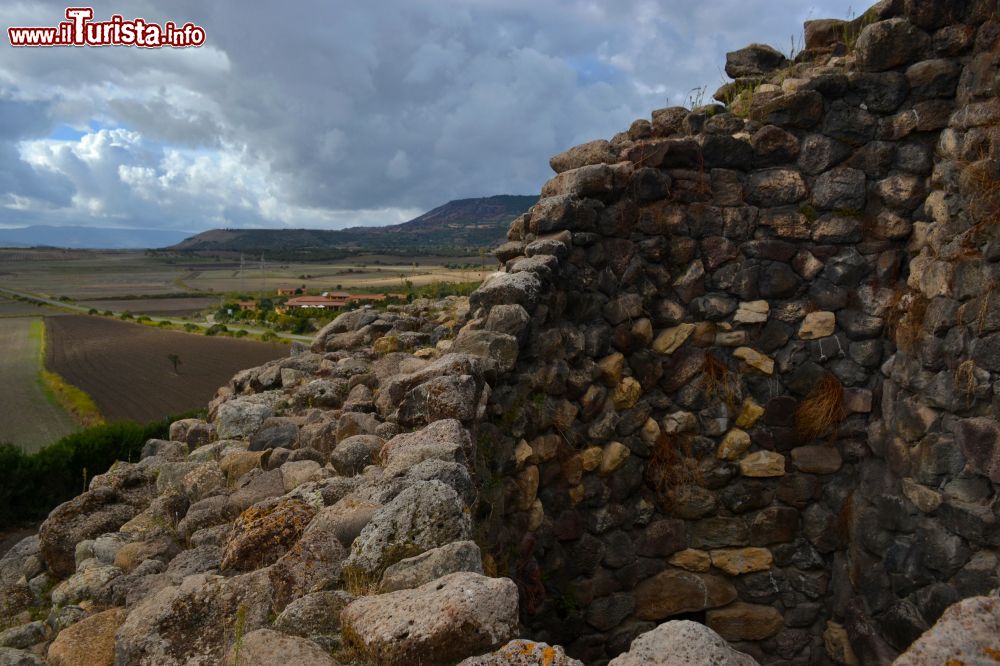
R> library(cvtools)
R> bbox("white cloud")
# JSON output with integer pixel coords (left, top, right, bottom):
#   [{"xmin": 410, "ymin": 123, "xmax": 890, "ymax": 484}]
[{"xmin": 0, "ymin": 0, "xmax": 860, "ymax": 232}]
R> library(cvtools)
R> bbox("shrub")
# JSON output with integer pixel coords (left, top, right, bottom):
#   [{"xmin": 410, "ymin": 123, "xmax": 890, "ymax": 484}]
[
  {"xmin": 87, "ymin": 308, "xmax": 98, "ymax": 315},
  {"xmin": 0, "ymin": 413, "xmax": 200, "ymax": 528}
]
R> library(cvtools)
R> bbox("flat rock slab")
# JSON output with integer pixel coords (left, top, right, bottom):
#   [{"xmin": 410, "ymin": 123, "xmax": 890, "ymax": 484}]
[{"xmin": 341, "ymin": 572, "xmax": 518, "ymax": 666}]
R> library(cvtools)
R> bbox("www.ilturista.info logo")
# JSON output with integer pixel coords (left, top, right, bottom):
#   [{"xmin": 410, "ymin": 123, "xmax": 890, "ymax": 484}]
[{"xmin": 8, "ymin": 7, "xmax": 205, "ymax": 48}]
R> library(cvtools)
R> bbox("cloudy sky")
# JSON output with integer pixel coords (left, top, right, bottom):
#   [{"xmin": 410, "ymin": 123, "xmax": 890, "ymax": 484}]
[{"xmin": 0, "ymin": 0, "xmax": 858, "ymax": 233}]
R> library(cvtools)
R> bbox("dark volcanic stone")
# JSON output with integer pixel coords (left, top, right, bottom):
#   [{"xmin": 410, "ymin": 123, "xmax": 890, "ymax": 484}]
[
  {"xmin": 750, "ymin": 506, "xmax": 800, "ymax": 545},
  {"xmin": 848, "ymin": 72, "xmax": 909, "ymax": 113},
  {"xmin": 634, "ymin": 519, "xmax": 687, "ymax": 557},
  {"xmin": 758, "ymin": 261, "xmax": 801, "ymax": 298},
  {"xmin": 726, "ymin": 43, "xmax": 789, "ymax": 78},
  {"xmin": 856, "ymin": 18, "xmax": 931, "ymax": 72},
  {"xmin": 823, "ymin": 101, "xmax": 877, "ymax": 145}
]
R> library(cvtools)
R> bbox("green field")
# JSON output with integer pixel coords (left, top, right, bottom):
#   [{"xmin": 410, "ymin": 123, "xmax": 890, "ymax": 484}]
[{"xmin": 0, "ymin": 317, "xmax": 78, "ymax": 452}]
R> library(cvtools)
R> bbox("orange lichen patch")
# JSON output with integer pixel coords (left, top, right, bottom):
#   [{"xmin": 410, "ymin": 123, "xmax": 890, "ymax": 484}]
[
  {"xmin": 794, "ymin": 373, "xmax": 847, "ymax": 442},
  {"xmin": 542, "ymin": 646, "xmax": 557, "ymax": 666},
  {"xmin": 984, "ymin": 646, "xmax": 1000, "ymax": 661},
  {"xmin": 220, "ymin": 499, "xmax": 317, "ymax": 572},
  {"xmin": 946, "ymin": 659, "xmax": 964, "ymax": 666}
]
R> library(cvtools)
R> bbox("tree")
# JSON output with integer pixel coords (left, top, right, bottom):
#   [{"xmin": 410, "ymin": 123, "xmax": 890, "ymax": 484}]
[{"xmin": 167, "ymin": 354, "xmax": 181, "ymax": 374}]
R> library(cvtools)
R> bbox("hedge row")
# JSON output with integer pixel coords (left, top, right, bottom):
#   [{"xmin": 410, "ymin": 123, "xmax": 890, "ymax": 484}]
[{"xmin": 0, "ymin": 414, "xmax": 199, "ymax": 528}]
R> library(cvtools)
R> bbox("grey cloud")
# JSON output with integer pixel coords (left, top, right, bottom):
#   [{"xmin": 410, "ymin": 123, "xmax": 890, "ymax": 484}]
[{"xmin": 0, "ymin": 0, "xmax": 858, "ymax": 231}]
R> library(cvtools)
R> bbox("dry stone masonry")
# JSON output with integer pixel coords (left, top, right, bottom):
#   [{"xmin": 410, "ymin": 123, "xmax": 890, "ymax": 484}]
[{"xmin": 0, "ymin": 0, "xmax": 999, "ymax": 664}]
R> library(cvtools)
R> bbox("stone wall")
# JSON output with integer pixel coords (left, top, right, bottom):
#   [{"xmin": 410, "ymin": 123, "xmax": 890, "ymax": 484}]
[
  {"xmin": 0, "ymin": 1, "xmax": 997, "ymax": 664},
  {"xmin": 462, "ymin": 0, "xmax": 1000, "ymax": 662}
]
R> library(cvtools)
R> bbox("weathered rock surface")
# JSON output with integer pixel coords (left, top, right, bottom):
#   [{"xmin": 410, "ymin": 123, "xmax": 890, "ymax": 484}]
[
  {"xmin": 378, "ymin": 540, "xmax": 483, "ymax": 592},
  {"xmin": 221, "ymin": 629, "xmax": 336, "ymax": 666},
  {"xmin": 341, "ymin": 572, "xmax": 519, "ymax": 666},
  {"xmin": 47, "ymin": 607, "xmax": 125, "ymax": 666},
  {"xmin": 893, "ymin": 594, "xmax": 1000, "ymax": 665},
  {"xmin": 608, "ymin": 621, "xmax": 759, "ymax": 665},
  {"xmin": 344, "ymin": 480, "xmax": 472, "ymax": 581},
  {"xmin": 460, "ymin": 640, "xmax": 584, "ymax": 666},
  {"xmin": 114, "ymin": 571, "xmax": 274, "ymax": 665}
]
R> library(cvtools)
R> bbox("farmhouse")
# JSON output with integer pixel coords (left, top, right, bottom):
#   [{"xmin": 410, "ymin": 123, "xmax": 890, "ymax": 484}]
[
  {"xmin": 275, "ymin": 288, "xmax": 298, "ymax": 296},
  {"xmin": 236, "ymin": 300, "xmax": 256, "ymax": 311},
  {"xmin": 282, "ymin": 295, "xmax": 347, "ymax": 310}
]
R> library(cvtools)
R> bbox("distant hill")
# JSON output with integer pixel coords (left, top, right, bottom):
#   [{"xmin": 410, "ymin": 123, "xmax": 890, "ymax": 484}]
[
  {"xmin": 0, "ymin": 225, "xmax": 193, "ymax": 249},
  {"xmin": 169, "ymin": 195, "xmax": 537, "ymax": 257}
]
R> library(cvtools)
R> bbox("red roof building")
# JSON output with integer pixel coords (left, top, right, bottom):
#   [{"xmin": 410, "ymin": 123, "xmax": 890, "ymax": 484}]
[{"xmin": 284, "ymin": 295, "xmax": 348, "ymax": 309}]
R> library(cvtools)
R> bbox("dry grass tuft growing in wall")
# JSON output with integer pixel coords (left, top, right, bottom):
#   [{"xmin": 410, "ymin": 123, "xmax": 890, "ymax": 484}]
[
  {"xmin": 702, "ymin": 352, "xmax": 742, "ymax": 408},
  {"xmin": 645, "ymin": 432, "xmax": 704, "ymax": 511},
  {"xmin": 795, "ymin": 373, "xmax": 847, "ymax": 441},
  {"xmin": 885, "ymin": 289, "xmax": 929, "ymax": 352}
]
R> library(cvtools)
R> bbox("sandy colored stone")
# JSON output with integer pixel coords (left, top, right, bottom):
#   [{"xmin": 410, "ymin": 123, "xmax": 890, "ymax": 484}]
[
  {"xmin": 734, "ymin": 301, "xmax": 769, "ymax": 324},
  {"xmin": 706, "ymin": 602, "xmax": 784, "ymax": 641},
  {"xmin": 717, "ymin": 429, "xmax": 751, "ymax": 461},
  {"xmin": 600, "ymin": 442, "xmax": 631, "ymax": 475},
  {"xmin": 733, "ymin": 347, "xmax": 774, "ymax": 374},
  {"xmin": 734, "ymin": 399, "xmax": 764, "ymax": 429},
  {"xmin": 710, "ymin": 548, "xmax": 773, "ymax": 575},
  {"xmin": 739, "ymin": 451, "xmax": 785, "ymax": 477},
  {"xmin": 613, "ymin": 377, "xmax": 643, "ymax": 410},
  {"xmin": 598, "ymin": 353, "xmax": 626, "ymax": 386},
  {"xmin": 514, "ymin": 440, "xmax": 532, "ymax": 468},
  {"xmin": 641, "ymin": 418, "xmax": 661, "ymax": 445},
  {"xmin": 47, "ymin": 607, "xmax": 126, "ymax": 666},
  {"xmin": 653, "ymin": 324, "xmax": 695, "ymax": 355},
  {"xmin": 667, "ymin": 549, "xmax": 711, "ymax": 573},
  {"xmin": 823, "ymin": 622, "xmax": 859, "ymax": 665},
  {"xmin": 580, "ymin": 447, "xmax": 603, "ymax": 472},
  {"xmin": 798, "ymin": 311, "xmax": 836, "ymax": 339}
]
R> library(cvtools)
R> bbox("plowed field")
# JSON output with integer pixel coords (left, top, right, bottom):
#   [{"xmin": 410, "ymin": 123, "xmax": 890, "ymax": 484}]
[{"xmin": 45, "ymin": 315, "xmax": 286, "ymax": 423}]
